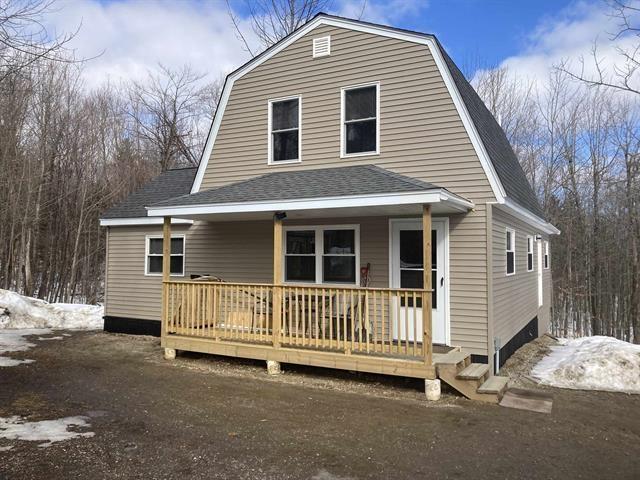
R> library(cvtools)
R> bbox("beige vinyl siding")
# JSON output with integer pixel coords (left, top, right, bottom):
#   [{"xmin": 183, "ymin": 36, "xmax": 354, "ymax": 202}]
[
  {"xmin": 491, "ymin": 207, "xmax": 551, "ymax": 345},
  {"xmin": 105, "ymin": 225, "xmax": 188, "ymax": 321},
  {"xmin": 200, "ymin": 26, "xmax": 494, "ymax": 196},
  {"xmin": 192, "ymin": 25, "xmax": 493, "ymax": 356},
  {"xmin": 106, "ymin": 212, "xmax": 490, "ymax": 355}
]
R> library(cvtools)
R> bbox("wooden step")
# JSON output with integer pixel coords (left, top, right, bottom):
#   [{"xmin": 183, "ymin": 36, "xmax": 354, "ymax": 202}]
[
  {"xmin": 434, "ymin": 350, "xmax": 469, "ymax": 366},
  {"xmin": 477, "ymin": 375, "xmax": 509, "ymax": 395},
  {"xmin": 457, "ymin": 363, "xmax": 489, "ymax": 380}
]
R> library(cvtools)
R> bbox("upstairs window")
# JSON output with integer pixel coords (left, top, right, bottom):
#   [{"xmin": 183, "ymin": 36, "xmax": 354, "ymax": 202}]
[
  {"xmin": 544, "ymin": 241, "xmax": 550, "ymax": 269},
  {"xmin": 341, "ymin": 83, "xmax": 379, "ymax": 156},
  {"xmin": 269, "ymin": 96, "xmax": 301, "ymax": 164},
  {"xmin": 527, "ymin": 236, "xmax": 534, "ymax": 272},
  {"xmin": 146, "ymin": 235, "xmax": 185, "ymax": 276},
  {"xmin": 506, "ymin": 229, "xmax": 515, "ymax": 276}
]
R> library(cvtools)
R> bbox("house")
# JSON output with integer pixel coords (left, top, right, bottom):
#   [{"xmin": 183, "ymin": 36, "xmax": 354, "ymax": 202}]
[{"xmin": 100, "ymin": 14, "xmax": 559, "ymax": 402}]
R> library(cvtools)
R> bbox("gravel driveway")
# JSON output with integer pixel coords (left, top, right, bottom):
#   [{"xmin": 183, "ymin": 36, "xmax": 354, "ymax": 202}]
[{"xmin": 0, "ymin": 331, "xmax": 639, "ymax": 479}]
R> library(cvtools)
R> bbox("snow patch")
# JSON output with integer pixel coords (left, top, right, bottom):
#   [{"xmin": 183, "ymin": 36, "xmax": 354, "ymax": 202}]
[
  {"xmin": 0, "ymin": 329, "xmax": 52, "ymax": 367},
  {"xmin": 531, "ymin": 336, "xmax": 640, "ymax": 394},
  {"xmin": 0, "ymin": 289, "xmax": 103, "ymax": 330},
  {"xmin": 0, "ymin": 415, "xmax": 94, "ymax": 447}
]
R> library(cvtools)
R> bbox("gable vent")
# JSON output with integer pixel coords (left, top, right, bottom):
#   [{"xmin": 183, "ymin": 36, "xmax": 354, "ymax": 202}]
[{"xmin": 312, "ymin": 36, "xmax": 331, "ymax": 58}]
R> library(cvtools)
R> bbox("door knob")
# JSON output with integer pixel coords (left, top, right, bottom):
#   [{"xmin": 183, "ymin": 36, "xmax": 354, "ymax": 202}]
[{"xmin": 440, "ymin": 277, "xmax": 444, "ymax": 287}]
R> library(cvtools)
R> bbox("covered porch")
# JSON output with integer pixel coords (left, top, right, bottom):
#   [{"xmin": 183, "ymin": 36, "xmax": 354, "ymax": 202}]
[{"xmin": 147, "ymin": 165, "xmax": 474, "ymax": 381}]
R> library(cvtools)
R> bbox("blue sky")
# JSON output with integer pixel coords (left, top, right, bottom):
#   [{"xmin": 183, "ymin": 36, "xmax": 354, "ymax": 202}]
[
  {"xmin": 45, "ymin": 0, "xmax": 629, "ymax": 89},
  {"xmin": 406, "ymin": 0, "xmax": 576, "ymax": 69}
]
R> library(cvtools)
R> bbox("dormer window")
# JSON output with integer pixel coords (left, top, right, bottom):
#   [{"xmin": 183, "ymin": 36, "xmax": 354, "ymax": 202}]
[
  {"xmin": 268, "ymin": 96, "xmax": 301, "ymax": 164},
  {"xmin": 341, "ymin": 82, "xmax": 380, "ymax": 157}
]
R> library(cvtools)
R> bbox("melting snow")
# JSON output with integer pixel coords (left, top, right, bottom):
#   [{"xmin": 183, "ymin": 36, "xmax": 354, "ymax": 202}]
[
  {"xmin": 0, "ymin": 415, "xmax": 94, "ymax": 447},
  {"xmin": 0, "ymin": 289, "xmax": 103, "ymax": 330},
  {"xmin": 0, "ymin": 329, "xmax": 52, "ymax": 367},
  {"xmin": 531, "ymin": 336, "xmax": 640, "ymax": 394},
  {"xmin": 0, "ymin": 289, "xmax": 103, "ymax": 367}
]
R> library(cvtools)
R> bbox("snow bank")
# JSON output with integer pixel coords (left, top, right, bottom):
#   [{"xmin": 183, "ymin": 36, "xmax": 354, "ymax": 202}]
[
  {"xmin": 531, "ymin": 336, "xmax": 640, "ymax": 394},
  {"xmin": 0, "ymin": 289, "xmax": 103, "ymax": 330},
  {"xmin": 0, "ymin": 415, "xmax": 94, "ymax": 447}
]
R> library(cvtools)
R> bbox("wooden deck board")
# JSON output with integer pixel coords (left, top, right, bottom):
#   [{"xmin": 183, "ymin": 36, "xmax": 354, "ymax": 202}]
[{"xmin": 163, "ymin": 334, "xmax": 437, "ymax": 379}]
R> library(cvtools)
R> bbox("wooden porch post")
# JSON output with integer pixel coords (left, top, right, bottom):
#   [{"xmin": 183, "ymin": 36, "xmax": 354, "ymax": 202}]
[
  {"xmin": 422, "ymin": 205, "xmax": 433, "ymax": 366},
  {"xmin": 161, "ymin": 216, "xmax": 171, "ymax": 340},
  {"xmin": 272, "ymin": 214, "xmax": 283, "ymax": 348}
]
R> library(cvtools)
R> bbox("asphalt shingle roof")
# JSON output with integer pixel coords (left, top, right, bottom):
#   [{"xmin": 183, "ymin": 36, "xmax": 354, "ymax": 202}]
[
  {"xmin": 437, "ymin": 42, "xmax": 544, "ymax": 217},
  {"xmin": 101, "ymin": 167, "xmax": 197, "ymax": 219},
  {"xmin": 150, "ymin": 165, "xmax": 441, "ymax": 208}
]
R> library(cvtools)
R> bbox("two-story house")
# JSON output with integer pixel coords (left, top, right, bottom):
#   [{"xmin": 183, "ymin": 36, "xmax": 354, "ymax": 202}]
[{"xmin": 100, "ymin": 14, "xmax": 559, "ymax": 402}]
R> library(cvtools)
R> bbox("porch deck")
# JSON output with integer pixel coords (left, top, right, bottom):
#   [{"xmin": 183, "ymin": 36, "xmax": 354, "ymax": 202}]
[{"xmin": 162, "ymin": 280, "xmax": 439, "ymax": 379}]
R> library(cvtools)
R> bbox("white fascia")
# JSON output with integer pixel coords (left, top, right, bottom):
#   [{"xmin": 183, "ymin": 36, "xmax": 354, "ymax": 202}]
[
  {"xmin": 501, "ymin": 199, "xmax": 560, "ymax": 235},
  {"xmin": 99, "ymin": 217, "xmax": 194, "ymax": 227},
  {"xmin": 189, "ymin": 15, "xmax": 507, "ymax": 205},
  {"xmin": 146, "ymin": 189, "xmax": 474, "ymax": 218}
]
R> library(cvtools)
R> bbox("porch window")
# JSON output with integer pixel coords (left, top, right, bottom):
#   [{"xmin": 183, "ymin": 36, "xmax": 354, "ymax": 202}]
[
  {"xmin": 284, "ymin": 226, "xmax": 359, "ymax": 285},
  {"xmin": 268, "ymin": 96, "xmax": 301, "ymax": 164},
  {"xmin": 323, "ymin": 229, "xmax": 356, "ymax": 283},
  {"xmin": 341, "ymin": 83, "xmax": 379, "ymax": 156},
  {"xmin": 145, "ymin": 235, "xmax": 185, "ymax": 276},
  {"xmin": 527, "ymin": 236, "xmax": 534, "ymax": 272},
  {"xmin": 285, "ymin": 230, "xmax": 315, "ymax": 282},
  {"xmin": 544, "ymin": 241, "xmax": 550, "ymax": 269},
  {"xmin": 506, "ymin": 229, "xmax": 515, "ymax": 276}
]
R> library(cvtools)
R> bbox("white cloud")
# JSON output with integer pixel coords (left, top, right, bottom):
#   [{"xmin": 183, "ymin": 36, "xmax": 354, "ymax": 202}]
[
  {"xmin": 42, "ymin": 0, "xmax": 429, "ymax": 90},
  {"xmin": 492, "ymin": 0, "xmax": 640, "ymax": 91},
  {"xmin": 45, "ymin": 0, "xmax": 254, "ymax": 89}
]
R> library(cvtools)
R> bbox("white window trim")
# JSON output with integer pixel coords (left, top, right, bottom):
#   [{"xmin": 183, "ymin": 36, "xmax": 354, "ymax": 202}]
[
  {"xmin": 267, "ymin": 95, "xmax": 302, "ymax": 165},
  {"xmin": 144, "ymin": 234, "xmax": 186, "ymax": 277},
  {"xmin": 282, "ymin": 224, "xmax": 360, "ymax": 286},
  {"xmin": 526, "ymin": 235, "xmax": 534, "ymax": 272},
  {"xmin": 544, "ymin": 240, "xmax": 550, "ymax": 269},
  {"xmin": 340, "ymin": 82, "xmax": 380, "ymax": 158},
  {"xmin": 506, "ymin": 228, "xmax": 516, "ymax": 276}
]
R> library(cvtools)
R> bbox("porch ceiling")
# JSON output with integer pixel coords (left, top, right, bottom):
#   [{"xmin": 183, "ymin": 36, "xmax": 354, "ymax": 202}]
[{"xmin": 145, "ymin": 165, "xmax": 473, "ymax": 221}]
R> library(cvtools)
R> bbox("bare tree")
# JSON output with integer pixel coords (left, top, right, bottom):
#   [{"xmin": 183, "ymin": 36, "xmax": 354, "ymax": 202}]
[
  {"xmin": 126, "ymin": 64, "xmax": 220, "ymax": 171},
  {"xmin": 556, "ymin": 0, "xmax": 640, "ymax": 95},
  {"xmin": 226, "ymin": 0, "xmax": 366, "ymax": 55},
  {"xmin": 0, "ymin": 0, "xmax": 80, "ymax": 82}
]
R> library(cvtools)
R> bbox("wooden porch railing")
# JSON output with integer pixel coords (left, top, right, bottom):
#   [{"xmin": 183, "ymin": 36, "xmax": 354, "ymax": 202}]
[{"xmin": 164, "ymin": 280, "xmax": 432, "ymax": 362}]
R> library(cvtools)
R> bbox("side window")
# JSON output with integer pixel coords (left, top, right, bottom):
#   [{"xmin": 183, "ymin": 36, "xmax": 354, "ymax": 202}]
[
  {"xmin": 527, "ymin": 236, "xmax": 534, "ymax": 272},
  {"xmin": 146, "ymin": 236, "xmax": 185, "ymax": 276},
  {"xmin": 506, "ymin": 229, "xmax": 515, "ymax": 276},
  {"xmin": 544, "ymin": 241, "xmax": 550, "ymax": 269},
  {"xmin": 341, "ymin": 83, "xmax": 379, "ymax": 156},
  {"xmin": 269, "ymin": 97, "xmax": 300, "ymax": 164}
]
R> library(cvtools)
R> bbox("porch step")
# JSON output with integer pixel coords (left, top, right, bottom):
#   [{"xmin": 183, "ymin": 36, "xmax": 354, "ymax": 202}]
[
  {"xmin": 435, "ymin": 353, "xmax": 504, "ymax": 404},
  {"xmin": 457, "ymin": 363, "xmax": 490, "ymax": 381},
  {"xmin": 434, "ymin": 350, "xmax": 469, "ymax": 366},
  {"xmin": 477, "ymin": 375, "xmax": 509, "ymax": 395}
]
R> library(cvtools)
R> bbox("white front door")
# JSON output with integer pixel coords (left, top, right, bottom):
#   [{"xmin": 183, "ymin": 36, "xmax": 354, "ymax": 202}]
[{"xmin": 390, "ymin": 218, "xmax": 448, "ymax": 345}]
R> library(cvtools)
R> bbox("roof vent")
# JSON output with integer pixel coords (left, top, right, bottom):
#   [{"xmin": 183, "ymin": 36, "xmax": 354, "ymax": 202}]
[{"xmin": 312, "ymin": 36, "xmax": 331, "ymax": 58}]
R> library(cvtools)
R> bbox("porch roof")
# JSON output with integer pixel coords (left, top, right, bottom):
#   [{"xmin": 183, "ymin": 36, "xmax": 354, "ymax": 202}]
[{"xmin": 146, "ymin": 165, "xmax": 474, "ymax": 221}]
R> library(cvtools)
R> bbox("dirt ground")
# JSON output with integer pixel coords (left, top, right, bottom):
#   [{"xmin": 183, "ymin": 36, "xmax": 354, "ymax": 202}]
[{"xmin": 1, "ymin": 331, "xmax": 639, "ymax": 480}]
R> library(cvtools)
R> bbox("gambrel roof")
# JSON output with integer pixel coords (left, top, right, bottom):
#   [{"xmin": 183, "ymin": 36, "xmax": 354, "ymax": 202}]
[{"xmin": 189, "ymin": 13, "xmax": 546, "ymax": 220}]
